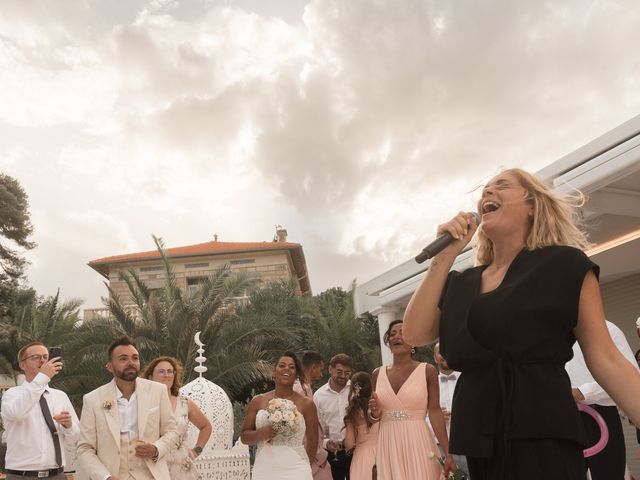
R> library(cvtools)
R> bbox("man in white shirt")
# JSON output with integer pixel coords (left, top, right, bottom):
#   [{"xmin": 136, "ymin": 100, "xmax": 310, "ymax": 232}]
[
  {"xmin": 428, "ymin": 343, "xmax": 470, "ymax": 478},
  {"xmin": 313, "ymin": 353, "xmax": 352, "ymax": 480},
  {"xmin": 77, "ymin": 336, "xmax": 177, "ymax": 480},
  {"xmin": 1, "ymin": 341, "xmax": 79, "ymax": 479},
  {"xmin": 566, "ymin": 320, "xmax": 639, "ymax": 480}
]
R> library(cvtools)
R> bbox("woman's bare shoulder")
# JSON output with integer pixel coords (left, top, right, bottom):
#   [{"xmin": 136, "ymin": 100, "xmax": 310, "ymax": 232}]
[{"xmin": 249, "ymin": 391, "xmax": 274, "ymax": 409}]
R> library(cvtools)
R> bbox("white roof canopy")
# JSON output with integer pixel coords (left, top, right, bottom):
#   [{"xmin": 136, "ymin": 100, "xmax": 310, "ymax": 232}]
[{"xmin": 356, "ymin": 114, "xmax": 640, "ymax": 316}]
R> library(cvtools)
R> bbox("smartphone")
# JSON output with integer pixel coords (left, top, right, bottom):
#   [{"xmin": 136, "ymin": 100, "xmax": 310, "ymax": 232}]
[{"xmin": 48, "ymin": 346, "xmax": 63, "ymax": 360}]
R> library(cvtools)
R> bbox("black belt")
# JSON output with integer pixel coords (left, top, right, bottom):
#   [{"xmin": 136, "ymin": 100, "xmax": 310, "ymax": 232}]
[{"xmin": 6, "ymin": 467, "xmax": 64, "ymax": 477}]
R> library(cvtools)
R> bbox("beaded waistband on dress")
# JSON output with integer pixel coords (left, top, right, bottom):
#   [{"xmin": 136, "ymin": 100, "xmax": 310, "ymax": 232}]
[{"xmin": 381, "ymin": 409, "xmax": 424, "ymax": 422}]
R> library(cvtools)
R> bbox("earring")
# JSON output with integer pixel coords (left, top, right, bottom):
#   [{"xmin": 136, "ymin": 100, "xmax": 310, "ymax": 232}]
[{"xmin": 411, "ymin": 347, "xmax": 416, "ymax": 355}]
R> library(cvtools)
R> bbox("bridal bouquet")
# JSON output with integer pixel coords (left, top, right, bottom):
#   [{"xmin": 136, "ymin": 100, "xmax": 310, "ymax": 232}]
[{"xmin": 266, "ymin": 398, "xmax": 302, "ymax": 434}]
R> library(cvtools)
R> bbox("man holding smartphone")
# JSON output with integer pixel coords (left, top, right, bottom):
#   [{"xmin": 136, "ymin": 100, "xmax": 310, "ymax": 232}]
[{"xmin": 1, "ymin": 341, "xmax": 79, "ymax": 479}]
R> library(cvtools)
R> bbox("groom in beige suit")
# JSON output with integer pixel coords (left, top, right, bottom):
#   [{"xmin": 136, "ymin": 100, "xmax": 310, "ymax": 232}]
[{"xmin": 78, "ymin": 337, "xmax": 177, "ymax": 480}]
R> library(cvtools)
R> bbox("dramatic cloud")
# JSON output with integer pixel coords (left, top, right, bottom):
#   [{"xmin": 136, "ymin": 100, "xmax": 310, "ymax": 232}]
[{"xmin": 2, "ymin": 0, "xmax": 640, "ymax": 308}]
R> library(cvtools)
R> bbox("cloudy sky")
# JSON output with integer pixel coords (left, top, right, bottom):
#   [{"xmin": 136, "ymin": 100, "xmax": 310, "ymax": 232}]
[{"xmin": 2, "ymin": 0, "xmax": 640, "ymax": 310}]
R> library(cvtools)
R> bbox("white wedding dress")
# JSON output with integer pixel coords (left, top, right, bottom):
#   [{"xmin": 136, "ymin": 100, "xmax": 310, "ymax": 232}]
[{"xmin": 251, "ymin": 409, "xmax": 312, "ymax": 479}]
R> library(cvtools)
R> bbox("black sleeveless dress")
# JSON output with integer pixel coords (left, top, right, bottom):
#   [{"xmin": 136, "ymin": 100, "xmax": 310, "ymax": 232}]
[{"xmin": 439, "ymin": 245, "xmax": 598, "ymax": 480}]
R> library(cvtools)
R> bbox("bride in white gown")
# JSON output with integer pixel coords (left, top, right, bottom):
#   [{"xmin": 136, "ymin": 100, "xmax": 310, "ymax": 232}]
[{"xmin": 241, "ymin": 352, "xmax": 319, "ymax": 479}]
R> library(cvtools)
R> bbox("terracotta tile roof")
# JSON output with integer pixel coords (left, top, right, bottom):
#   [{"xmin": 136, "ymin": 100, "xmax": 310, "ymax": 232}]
[
  {"xmin": 88, "ymin": 240, "xmax": 311, "ymax": 294},
  {"xmin": 89, "ymin": 241, "xmax": 301, "ymax": 265}
]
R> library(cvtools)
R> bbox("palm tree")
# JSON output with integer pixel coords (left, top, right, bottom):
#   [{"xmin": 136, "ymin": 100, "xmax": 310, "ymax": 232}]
[
  {"xmin": 0, "ymin": 289, "xmax": 82, "ymax": 384},
  {"xmin": 304, "ymin": 282, "xmax": 381, "ymax": 376},
  {"xmin": 65, "ymin": 236, "xmax": 299, "ymax": 403},
  {"xmin": 228, "ymin": 280, "xmax": 310, "ymax": 399}
]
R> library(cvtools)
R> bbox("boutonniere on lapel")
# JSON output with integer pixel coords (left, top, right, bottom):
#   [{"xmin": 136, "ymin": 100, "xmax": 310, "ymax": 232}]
[{"xmin": 102, "ymin": 400, "xmax": 114, "ymax": 413}]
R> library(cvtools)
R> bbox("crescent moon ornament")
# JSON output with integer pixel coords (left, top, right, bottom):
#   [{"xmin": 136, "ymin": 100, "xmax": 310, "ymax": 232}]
[{"xmin": 193, "ymin": 331, "xmax": 207, "ymax": 376}]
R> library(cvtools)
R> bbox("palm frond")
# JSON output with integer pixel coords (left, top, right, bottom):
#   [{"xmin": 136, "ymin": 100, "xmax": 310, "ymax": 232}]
[
  {"xmin": 105, "ymin": 284, "xmax": 137, "ymax": 336},
  {"xmin": 118, "ymin": 268, "xmax": 149, "ymax": 312},
  {"xmin": 152, "ymin": 235, "xmax": 182, "ymax": 307}
]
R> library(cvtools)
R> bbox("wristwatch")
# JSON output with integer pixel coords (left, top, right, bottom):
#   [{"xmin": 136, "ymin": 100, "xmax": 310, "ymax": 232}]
[
  {"xmin": 193, "ymin": 446, "xmax": 203, "ymax": 456},
  {"xmin": 152, "ymin": 446, "xmax": 159, "ymax": 463}
]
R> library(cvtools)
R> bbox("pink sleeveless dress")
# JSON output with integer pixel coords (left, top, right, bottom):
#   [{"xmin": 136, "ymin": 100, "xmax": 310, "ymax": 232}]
[
  {"xmin": 375, "ymin": 363, "xmax": 442, "ymax": 480},
  {"xmin": 349, "ymin": 421, "xmax": 379, "ymax": 480}
]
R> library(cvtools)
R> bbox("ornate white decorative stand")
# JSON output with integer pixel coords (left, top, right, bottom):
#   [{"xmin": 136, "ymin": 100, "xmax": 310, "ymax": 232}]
[{"xmin": 180, "ymin": 331, "xmax": 250, "ymax": 480}]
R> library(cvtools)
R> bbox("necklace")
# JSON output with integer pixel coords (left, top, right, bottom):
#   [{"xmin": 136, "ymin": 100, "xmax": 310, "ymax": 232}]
[{"xmin": 274, "ymin": 391, "xmax": 295, "ymax": 400}]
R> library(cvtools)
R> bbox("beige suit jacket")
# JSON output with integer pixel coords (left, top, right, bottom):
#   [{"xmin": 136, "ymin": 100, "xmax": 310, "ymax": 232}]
[{"xmin": 77, "ymin": 378, "xmax": 177, "ymax": 480}]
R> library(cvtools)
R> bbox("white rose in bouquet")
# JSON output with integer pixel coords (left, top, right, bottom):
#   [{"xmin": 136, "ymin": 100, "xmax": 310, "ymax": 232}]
[{"xmin": 266, "ymin": 398, "xmax": 302, "ymax": 437}]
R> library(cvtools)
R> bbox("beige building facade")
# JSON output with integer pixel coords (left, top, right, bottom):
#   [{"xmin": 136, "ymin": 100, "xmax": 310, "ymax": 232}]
[{"xmin": 85, "ymin": 230, "xmax": 311, "ymax": 320}]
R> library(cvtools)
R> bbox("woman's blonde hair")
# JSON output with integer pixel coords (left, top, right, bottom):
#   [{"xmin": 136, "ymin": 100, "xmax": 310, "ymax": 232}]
[{"xmin": 475, "ymin": 168, "xmax": 591, "ymax": 265}]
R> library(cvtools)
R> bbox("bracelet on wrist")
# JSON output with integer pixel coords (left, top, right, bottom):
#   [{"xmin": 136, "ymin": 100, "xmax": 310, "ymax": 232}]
[
  {"xmin": 193, "ymin": 446, "xmax": 203, "ymax": 456},
  {"xmin": 367, "ymin": 408, "xmax": 381, "ymax": 422}
]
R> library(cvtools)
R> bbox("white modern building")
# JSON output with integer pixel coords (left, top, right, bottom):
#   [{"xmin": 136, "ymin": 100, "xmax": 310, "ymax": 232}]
[{"xmin": 355, "ymin": 113, "xmax": 640, "ymax": 475}]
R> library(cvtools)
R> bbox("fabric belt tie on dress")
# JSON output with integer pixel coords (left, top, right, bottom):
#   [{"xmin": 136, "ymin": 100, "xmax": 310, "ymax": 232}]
[
  {"xmin": 494, "ymin": 357, "xmax": 561, "ymax": 480},
  {"xmin": 380, "ymin": 409, "xmax": 424, "ymax": 423}
]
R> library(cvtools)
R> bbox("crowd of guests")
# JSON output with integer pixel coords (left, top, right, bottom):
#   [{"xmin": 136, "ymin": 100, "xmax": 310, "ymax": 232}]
[
  {"xmin": 3, "ymin": 168, "xmax": 640, "ymax": 480},
  {"xmin": 2, "ymin": 329, "xmax": 462, "ymax": 480},
  {"xmin": 239, "ymin": 329, "xmax": 462, "ymax": 480},
  {"xmin": 2, "ymin": 337, "xmax": 211, "ymax": 480},
  {"xmin": 6, "ymin": 329, "xmax": 640, "ymax": 480}
]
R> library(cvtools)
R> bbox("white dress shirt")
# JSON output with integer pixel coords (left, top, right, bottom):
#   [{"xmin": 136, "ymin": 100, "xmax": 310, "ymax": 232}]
[
  {"xmin": 313, "ymin": 381, "xmax": 350, "ymax": 444},
  {"xmin": 566, "ymin": 320, "xmax": 639, "ymax": 406},
  {"xmin": 115, "ymin": 386, "xmax": 138, "ymax": 438},
  {"xmin": 427, "ymin": 370, "xmax": 460, "ymax": 440},
  {"xmin": 1, "ymin": 372, "xmax": 80, "ymax": 470},
  {"xmin": 437, "ymin": 371, "xmax": 459, "ymax": 413}
]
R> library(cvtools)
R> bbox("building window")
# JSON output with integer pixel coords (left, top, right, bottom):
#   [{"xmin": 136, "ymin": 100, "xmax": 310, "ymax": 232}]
[
  {"xmin": 185, "ymin": 262, "xmax": 209, "ymax": 269},
  {"xmin": 140, "ymin": 266, "xmax": 163, "ymax": 272},
  {"xmin": 230, "ymin": 259, "xmax": 255, "ymax": 265},
  {"xmin": 187, "ymin": 277, "xmax": 206, "ymax": 296}
]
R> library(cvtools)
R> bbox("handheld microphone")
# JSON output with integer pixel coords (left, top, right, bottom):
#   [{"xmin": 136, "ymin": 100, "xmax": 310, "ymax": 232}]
[{"xmin": 414, "ymin": 212, "xmax": 481, "ymax": 264}]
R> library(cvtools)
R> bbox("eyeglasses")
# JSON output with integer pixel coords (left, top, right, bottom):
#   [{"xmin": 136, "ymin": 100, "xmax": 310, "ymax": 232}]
[
  {"xmin": 155, "ymin": 369, "xmax": 174, "ymax": 376},
  {"xmin": 21, "ymin": 354, "xmax": 49, "ymax": 363}
]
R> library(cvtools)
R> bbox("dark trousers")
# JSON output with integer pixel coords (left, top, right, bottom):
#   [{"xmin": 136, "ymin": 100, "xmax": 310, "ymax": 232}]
[
  {"xmin": 581, "ymin": 404, "xmax": 626, "ymax": 480},
  {"xmin": 467, "ymin": 438, "xmax": 585, "ymax": 480},
  {"xmin": 327, "ymin": 449, "xmax": 351, "ymax": 480}
]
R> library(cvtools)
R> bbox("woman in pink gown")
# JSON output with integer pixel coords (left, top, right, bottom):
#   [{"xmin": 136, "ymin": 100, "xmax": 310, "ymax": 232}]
[
  {"xmin": 369, "ymin": 320, "xmax": 456, "ymax": 479},
  {"xmin": 344, "ymin": 372, "xmax": 379, "ymax": 480}
]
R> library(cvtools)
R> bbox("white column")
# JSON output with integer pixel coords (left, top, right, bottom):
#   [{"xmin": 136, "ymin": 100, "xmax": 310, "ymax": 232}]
[{"xmin": 371, "ymin": 306, "xmax": 401, "ymax": 365}]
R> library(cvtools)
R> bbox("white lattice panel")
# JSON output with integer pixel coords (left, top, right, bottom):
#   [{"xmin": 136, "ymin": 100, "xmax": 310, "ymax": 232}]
[
  {"xmin": 181, "ymin": 377, "xmax": 234, "ymax": 452},
  {"xmin": 194, "ymin": 446, "xmax": 250, "ymax": 480}
]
